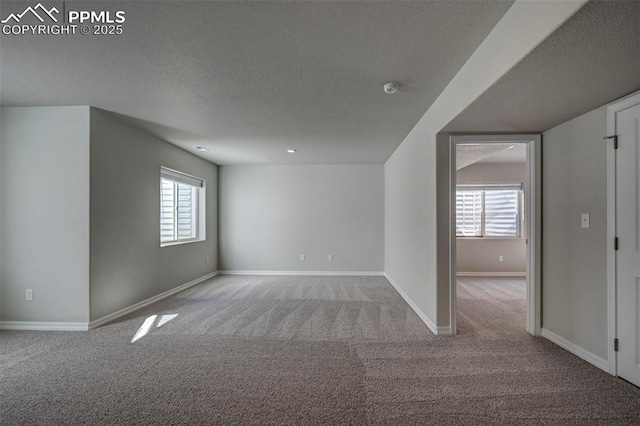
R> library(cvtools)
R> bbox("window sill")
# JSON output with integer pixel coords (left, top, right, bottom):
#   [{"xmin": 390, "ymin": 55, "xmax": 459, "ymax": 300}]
[
  {"xmin": 161, "ymin": 239, "xmax": 205, "ymax": 248},
  {"xmin": 456, "ymin": 236, "xmax": 523, "ymax": 240}
]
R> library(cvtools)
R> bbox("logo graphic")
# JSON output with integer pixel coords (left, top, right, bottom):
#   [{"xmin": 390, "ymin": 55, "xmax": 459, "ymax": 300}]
[
  {"xmin": 1, "ymin": 3, "xmax": 59, "ymax": 24},
  {"xmin": 2, "ymin": 2, "xmax": 125, "ymax": 36}
]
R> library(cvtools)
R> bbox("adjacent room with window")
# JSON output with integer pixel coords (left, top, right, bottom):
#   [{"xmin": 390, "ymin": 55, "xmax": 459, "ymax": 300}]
[
  {"xmin": 1, "ymin": 1, "xmax": 640, "ymax": 424},
  {"xmin": 455, "ymin": 143, "xmax": 529, "ymax": 339}
]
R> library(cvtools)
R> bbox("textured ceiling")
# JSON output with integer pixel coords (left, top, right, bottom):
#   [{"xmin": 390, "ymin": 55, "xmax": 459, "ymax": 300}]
[
  {"xmin": 0, "ymin": 0, "xmax": 513, "ymax": 165},
  {"xmin": 477, "ymin": 143, "xmax": 526, "ymax": 164},
  {"xmin": 456, "ymin": 144, "xmax": 512, "ymax": 170},
  {"xmin": 444, "ymin": 0, "xmax": 640, "ymax": 134}
]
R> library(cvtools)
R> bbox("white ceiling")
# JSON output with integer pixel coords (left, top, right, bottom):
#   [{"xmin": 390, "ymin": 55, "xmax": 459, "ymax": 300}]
[
  {"xmin": 456, "ymin": 143, "xmax": 509, "ymax": 170},
  {"xmin": 456, "ymin": 143, "xmax": 527, "ymax": 170},
  {"xmin": 477, "ymin": 143, "xmax": 526, "ymax": 164},
  {"xmin": 444, "ymin": 0, "xmax": 640, "ymax": 134},
  {"xmin": 0, "ymin": 0, "xmax": 513, "ymax": 165}
]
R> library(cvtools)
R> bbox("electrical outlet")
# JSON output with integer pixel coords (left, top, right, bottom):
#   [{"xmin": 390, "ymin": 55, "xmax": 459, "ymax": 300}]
[
  {"xmin": 328, "ymin": 254, "xmax": 333, "ymax": 261},
  {"xmin": 300, "ymin": 254, "xmax": 305, "ymax": 261},
  {"xmin": 581, "ymin": 213, "xmax": 590, "ymax": 229},
  {"xmin": 26, "ymin": 289, "xmax": 33, "ymax": 301},
  {"xmin": 498, "ymin": 255, "xmax": 504, "ymax": 262}
]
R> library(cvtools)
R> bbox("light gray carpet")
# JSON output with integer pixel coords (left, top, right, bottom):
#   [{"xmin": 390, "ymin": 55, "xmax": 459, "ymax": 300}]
[
  {"xmin": 457, "ymin": 276, "xmax": 528, "ymax": 340},
  {"xmin": 1, "ymin": 275, "xmax": 639, "ymax": 425}
]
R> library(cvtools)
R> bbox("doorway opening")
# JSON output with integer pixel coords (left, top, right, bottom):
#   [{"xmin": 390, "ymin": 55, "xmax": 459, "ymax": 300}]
[{"xmin": 449, "ymin": 135, "xmax": 541, "ymax": 337}]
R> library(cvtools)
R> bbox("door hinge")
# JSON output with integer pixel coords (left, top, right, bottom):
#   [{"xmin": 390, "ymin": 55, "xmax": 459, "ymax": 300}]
[
  {"xmin": 603, "ymin": 135, "xmax": 618, "ymax": 149},
  {"xmin": 614, "ymin": 338, "xmax": 619, "ymax": 352},
  {"xmin": 614, "ymin": 237, "xmax": 619, "ymax": 250}
]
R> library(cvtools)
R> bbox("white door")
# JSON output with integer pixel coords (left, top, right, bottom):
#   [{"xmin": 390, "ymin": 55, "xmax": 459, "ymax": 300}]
[{"xmin": 616, "ymin": 100, "xmax": 640, "ymax": 387}]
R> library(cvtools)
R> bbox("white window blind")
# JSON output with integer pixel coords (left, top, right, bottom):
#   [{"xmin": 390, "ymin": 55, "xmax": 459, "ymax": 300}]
[
  {"xmin": 160, "ymin": 167, "xmax": 203, "ymax": 244},
  {"xmin": 456, "ymin": 190, "xmax": 483, "ymax": 236},
  {"xmin": 456, "ymin": 183, "xmax": 523, "ymax": 238}
]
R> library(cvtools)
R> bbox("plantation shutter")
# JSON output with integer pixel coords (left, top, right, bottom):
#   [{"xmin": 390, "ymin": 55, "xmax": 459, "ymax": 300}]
[
  {"xmin": 160, "ymin": 179, "xmax": 175, "ymax": 242},
  {"xmin": 161, "ymin": 168, "xmax": 204, "ymax": 188},
  {"xmin": 176, "ymin": 183, "xmax": 197, "ymax": 240},
  {"xmin": 160, "ymin": 167, "xmax": 203, "ymax": 243}
]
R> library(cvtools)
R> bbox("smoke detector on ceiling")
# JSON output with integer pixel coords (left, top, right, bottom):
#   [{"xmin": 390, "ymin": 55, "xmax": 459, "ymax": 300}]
[{"xmin": 383, "ymin": 82, "xmax": 399, "ymax": 94}]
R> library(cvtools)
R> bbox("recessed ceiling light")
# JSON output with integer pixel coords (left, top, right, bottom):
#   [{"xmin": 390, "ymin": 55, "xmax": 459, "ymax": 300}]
[
  {"xmin": 287, "ymin": 149, "xmax": 297, "ymax": 153},
  {"xmin": 195, "ymin": 146, "xmax": 209, "ymax": 152}
]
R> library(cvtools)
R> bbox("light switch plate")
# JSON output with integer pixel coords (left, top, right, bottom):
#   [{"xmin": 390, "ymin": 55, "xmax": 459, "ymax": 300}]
[{"xmin": 581, "ymin": 213, "xmax": 590, "ymax": 229}]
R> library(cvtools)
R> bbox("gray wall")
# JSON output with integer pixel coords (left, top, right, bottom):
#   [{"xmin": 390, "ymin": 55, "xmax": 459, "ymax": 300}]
[
  {"xmin": 0, "ymin": 107, "xmax": 3, "ymax": 318},
  {"xmin": 542, "ymin": 106, "xmax": 608, "ymax": 359},
  {"xmin": 219, "ymin": 165, "xmax": 384, "ymax": 272},
  {"xmin": 456, "ymin": 162, "xmax": 527, "ymax": 274},
  {"xmin": 90, "ymin": 109, "xmax": 218, "ymax": 321},
  {"xmin": 386, "ymin": 134, "xmax": 439, "ymax": 322},
  {"xmin": 383, "ymin": 1, "xmax": 584, "ymax": 329},
  {"xmin": 0, "ymin": 107, "xmax": 91, "ymax": 322}
]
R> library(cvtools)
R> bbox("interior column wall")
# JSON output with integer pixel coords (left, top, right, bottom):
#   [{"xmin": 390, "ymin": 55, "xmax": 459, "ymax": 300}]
[
  {"xmin": 0, "ymin": 106, "xmax": 91, "ymax": 323},
  {"xmin": 385, "ymin": 1, "xmax": 586, "ymax": 332}
]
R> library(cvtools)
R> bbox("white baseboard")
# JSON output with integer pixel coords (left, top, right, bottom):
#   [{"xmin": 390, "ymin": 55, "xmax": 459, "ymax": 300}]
[
  {"xmin": 89, "ymin": 271, "xmax": 219, "ymax": 329},
  {"xmin": 219, "ymin": 270, "xmax": 384, "ymax": 276},
  {"xmin": 383, "ymin": 273, "xmax": 452, "ymax": 336},
  {"xmin": 456, "ymin": 272, "xmax": 526, "ymax": 277},
  {"xmin": 436, "ymin": 325, "xmax": 452, "ymax": 335},
  {"xmin": 541, "ymin": 328, "xmax": 608, "ymax": 372},
  {"xmin": 0, "ymin": 321, "xmax": 89, "ymax": 331}
]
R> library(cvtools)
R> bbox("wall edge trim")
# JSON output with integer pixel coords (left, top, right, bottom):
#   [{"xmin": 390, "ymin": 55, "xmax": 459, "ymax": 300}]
[
  {"xmin": 541, "ymin": 328, "xmax": 609, "ymax": 372},
  {"xmin": 89, "ymin": 271, "xmax": 219, "ymax": 329},
  {"xmin": 219, "ymin": 270, "xmax": 384, "ymax": 276},
  {"xmin": 456, "ymin": 272, "xmax": 526, "ymax": 277},
  {"xmin": 0, "ymin": 321, "xmax": 90, "ymax": 331},
  {"xmin": 384, "ymin": 273, "xmax": 451, "ymax": 336}
]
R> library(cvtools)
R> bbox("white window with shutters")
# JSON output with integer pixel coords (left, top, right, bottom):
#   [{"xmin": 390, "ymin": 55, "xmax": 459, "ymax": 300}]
[
  {"xmin": 160, "ymin": 167, "xmax": 205, "ymax": 246},
  {"xmin": 456, "ymin": 183, "xmax": 523, "ymax": 238}
]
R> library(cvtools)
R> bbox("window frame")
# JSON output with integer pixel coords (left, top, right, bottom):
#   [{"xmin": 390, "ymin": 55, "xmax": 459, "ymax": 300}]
[
  {"xmin": 160, "ymin": 167, "xmax": 205, "ymax": 247},
  {"xmin": 456, "ymin": 183, "xmax": 524, "ymax": 239}
]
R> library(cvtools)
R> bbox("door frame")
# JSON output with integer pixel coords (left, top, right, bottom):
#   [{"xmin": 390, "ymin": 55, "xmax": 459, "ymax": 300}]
[
  {"xmin": 606, "ymin": 90, "xmax": 640, "ymax": 376},
  {"xmin": 449, "ymin": 134, "xmax": 541, "ymax": 336}
]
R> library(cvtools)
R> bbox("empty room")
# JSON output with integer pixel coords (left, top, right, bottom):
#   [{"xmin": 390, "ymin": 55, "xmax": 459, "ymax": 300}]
[{"xmin": 1, "ymin": 1, "xmax": 640, "ymax": 424}]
